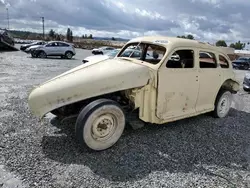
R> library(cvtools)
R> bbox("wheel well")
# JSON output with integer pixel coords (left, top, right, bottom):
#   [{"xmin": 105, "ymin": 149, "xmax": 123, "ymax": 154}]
[
  {"xmin": 220, "ymin": 79, "xmax": 240, "ymax": 94},
  {"xmin": 50, "ymin": 91, "xmax": 133, "ymax": 117},
  {"xmin": 212, "ymin": 79, "xmax": 239, "ymax": 106},
  {"xmin": 37, "ymin": 50, "xmax": 45, "ymax": 54},
  {"xmin": 65, "ymin": 50, "xmax": 73, "ymax": 55}
]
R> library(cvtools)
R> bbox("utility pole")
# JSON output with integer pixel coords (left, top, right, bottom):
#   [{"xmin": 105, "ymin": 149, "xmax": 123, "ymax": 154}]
[
  {"xmin": 6, "ymin": 8, "xmax": 9, "ymax": 30},
  {"xmin": 41, "ymin": 16, "xmax": 44, "ymax": 39}
]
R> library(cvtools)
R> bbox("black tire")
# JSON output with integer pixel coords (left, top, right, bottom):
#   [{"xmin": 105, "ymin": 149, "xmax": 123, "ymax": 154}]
[
  {"xmin": 75, "ymin": 99, "xmax": 125, "ymax": 151},
  {"xmin": 31, "ymin": 52, "xmax": 36, "ymax": 58},
  {"xmin": 244, "ymin": 64, "xmax": 249, "ymax": 70},
  {"xmin": 213, "ymin": 90, "xmax": 232, "ymax": 118},
  {"xmin": 65, "ymin": 51, "xmax": 73, "ymax": 59},
  {"xmin": 243, "ymin": 88, "xmax": 250, "ymax": 92},
  {"xmin": 38, "ymin": 51, "xmax": 47, "ymax": 58}
]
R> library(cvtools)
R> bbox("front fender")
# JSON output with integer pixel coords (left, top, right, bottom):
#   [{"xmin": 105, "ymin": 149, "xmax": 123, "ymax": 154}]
[{"xmin": 28, "ymin": 59, "xmax": 151, "ymax": 118}]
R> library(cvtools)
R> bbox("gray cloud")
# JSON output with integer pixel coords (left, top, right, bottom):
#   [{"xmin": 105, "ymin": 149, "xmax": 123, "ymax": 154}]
[{"xmin": 0, "ymin": 0, "xmax": 250, "ymax": 44}]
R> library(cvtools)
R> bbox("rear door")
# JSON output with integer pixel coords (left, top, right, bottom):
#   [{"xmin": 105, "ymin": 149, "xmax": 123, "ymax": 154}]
[
  {"xmin": 58, "ymin": 42, "xmax": 69, "ymax": 55},
  {"xmin": 195, "ymin": 50, "xmax": 221, "ymax": 112}
]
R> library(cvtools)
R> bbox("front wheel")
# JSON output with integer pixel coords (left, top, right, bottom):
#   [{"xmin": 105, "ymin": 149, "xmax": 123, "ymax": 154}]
[
  {"xmin": 38, "ymin": 51, "xmax": 47, "ymax": 58},
  {"xmin": 213, "ymin": 90, "xmax": 232, "ymax": 118},
  {"xmin": 75, "ymin": 99, "xmax": 126, "ymax": 151}
]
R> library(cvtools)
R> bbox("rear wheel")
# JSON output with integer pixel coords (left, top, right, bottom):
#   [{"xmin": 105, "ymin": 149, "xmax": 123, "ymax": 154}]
[
  {"xmin": 75, "ymin": 99, "xmax": 126, "ymax": 151},
  {"xmin": 65, "ymin": 51, "xmax": 73, "ymax": 59},
  {"xmin": 213, "ymin": 90, "xmax": 232, "ymax": 118}
]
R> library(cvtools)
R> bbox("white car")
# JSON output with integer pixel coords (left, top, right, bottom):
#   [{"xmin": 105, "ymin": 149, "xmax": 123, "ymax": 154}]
[
  {"xmin": 92, "ymin": 46, "xmax": 116, "ymax": 55},
  {"xmin": 82, "ymin": 49, "xmax": 121, "ymax": 63}
]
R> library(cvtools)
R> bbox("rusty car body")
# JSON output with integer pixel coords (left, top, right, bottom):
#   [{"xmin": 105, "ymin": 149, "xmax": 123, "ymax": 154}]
[{"xmin": 28, "ymin": 36, "xmax": 240, "ymax": 151}]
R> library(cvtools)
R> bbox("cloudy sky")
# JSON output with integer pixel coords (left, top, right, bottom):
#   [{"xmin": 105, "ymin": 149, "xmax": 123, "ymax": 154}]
[{"xmin": 0, "ymin": 0, "xmax": 250, "ymax": 45}]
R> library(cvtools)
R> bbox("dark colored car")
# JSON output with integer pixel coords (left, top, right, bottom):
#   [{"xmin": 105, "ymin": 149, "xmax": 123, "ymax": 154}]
[
  {"xmin": 243, "ymin": 73, "xmax": 250, "ymax": 92},
  {"xmin": 232, "ymin": 57, "xmax": 250, "ymax": 70},
  {"xmin": 20, "ymin": 41, "xmax": 46, "ymax": 51},
  {"xmin": 0, "ymin": 29, "xmax": 15, "ymax": 46}
]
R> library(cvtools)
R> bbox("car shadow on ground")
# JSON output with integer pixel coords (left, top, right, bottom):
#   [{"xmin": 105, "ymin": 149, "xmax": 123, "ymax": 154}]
[
  {"xmin": 42, "ymin": 108, "xmax": 250, "ymax": 182},
  {"xmin": 26, "ymin": 56, "xmax": 78, "ymax": 60}
]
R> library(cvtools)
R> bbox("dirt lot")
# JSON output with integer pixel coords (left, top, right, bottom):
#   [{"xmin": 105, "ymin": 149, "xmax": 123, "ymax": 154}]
[{"xmin": 0, "ymin": 45, "xmax": 250, "ymax": 188}]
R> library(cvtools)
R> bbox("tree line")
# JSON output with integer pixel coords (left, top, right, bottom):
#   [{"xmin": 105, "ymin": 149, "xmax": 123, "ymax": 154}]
[
  {"xmin": 48, "ymin": 28, "xmax": 93, "ymax": 42},
  {"xmin": 176, "ymin": 34, "xmax": 249, "ymax": 50},
  {"xmin": 215, "ymin": 40, "xmax": 250, "ymax": 50}
]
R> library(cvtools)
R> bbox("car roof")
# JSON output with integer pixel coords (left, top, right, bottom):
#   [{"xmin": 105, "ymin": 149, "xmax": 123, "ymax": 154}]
[
  {"xmin": 128, "ymin": 36, "xmax": 234, "ymax": 55},
  {"xmin": 48, "ymin": 41, "xmax": 70, "ymax": 44}
]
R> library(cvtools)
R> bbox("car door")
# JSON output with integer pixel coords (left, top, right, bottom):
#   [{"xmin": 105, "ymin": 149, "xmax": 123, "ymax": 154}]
[
  {"xmin": 156, "ymin": 48, "xmax": 199, "ymax": 120},
  {"xmin": 195, "ymin": 49, "xmax": 222, "ymax": 112},
  {"xmin": 44, "ymin": 42, "xmax": 57, "ymax": 55}
]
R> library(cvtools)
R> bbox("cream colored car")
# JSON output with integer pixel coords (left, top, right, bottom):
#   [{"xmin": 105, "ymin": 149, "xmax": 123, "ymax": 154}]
[{"xmin": 28, "ymin": 36, "xmax": 240, "ymax": 151}]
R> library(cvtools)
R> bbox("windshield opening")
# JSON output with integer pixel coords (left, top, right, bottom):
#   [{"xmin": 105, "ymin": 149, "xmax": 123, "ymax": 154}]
[{"xmin": 117, "ymin": 42, "xmax": 167, "ymax": 65}]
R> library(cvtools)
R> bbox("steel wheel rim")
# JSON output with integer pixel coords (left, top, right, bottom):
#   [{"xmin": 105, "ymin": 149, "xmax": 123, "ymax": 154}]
[
  {"xmin": 218, "ymin": 95, "xmax": 230, "ymax": 116},
  {"xmin": 91, "ymin": 114, "xmax": 117, "ymax": 142}
]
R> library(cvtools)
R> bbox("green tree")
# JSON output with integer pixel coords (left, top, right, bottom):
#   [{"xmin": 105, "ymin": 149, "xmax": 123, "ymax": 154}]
[
  {"xmin": 229, "ymin": 41, "xmax": 246, "ymax": 50},
  {"xmin": 186, "ymin": 34, "xmax": 194, "ymax": 40},
  {"xmin": 177, "ymin": 34, "xmax": 194, "ymax": 40},
  {"xmin": 55, "ymin": 34, "xmax": 61, "ymax": 41},
  {"xmin": 111, "ymin": 37, "xmax": 115, "ymax": 40},
  {"xmin": 48, "ymin": 29, "xmax": 55, "ymax": 39},
  {"xmin": 89, "ymin": 34, "xmax": 93, "ymax": 39},
  {"xmin": 215, "ymin": 40, "xmax": 227, "ymax": 47},
  {"xmin": 66, "ymin": 28, "xmax": 71, "ymax": 41},
  {"xmin": 69, "ymin": 30, "xmax": 73, "ymax": 42}
]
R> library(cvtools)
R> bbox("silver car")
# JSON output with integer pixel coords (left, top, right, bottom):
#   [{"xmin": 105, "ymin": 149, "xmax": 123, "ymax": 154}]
[{"xmin": 32, "ymin": 41, "xmax": 76, "ymax": 59}]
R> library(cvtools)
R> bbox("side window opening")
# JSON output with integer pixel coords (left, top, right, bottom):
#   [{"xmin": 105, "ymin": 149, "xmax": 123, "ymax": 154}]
[
  {"xmin": 199, "ymin": 51, "xmax": 217, "ymax": 68},
  {"xmin": 166, "ymin": 50, "xmax": 194, "ymax": 68},
  {"xmin": 219, "ymin": 55, "xmax": 229, "ymax": 68}
]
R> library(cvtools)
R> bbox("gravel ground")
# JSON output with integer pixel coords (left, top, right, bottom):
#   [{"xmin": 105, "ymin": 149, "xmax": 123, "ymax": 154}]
[{"xmin": 0, "ymin": 45, "xmax": 250, "ymax": 188}]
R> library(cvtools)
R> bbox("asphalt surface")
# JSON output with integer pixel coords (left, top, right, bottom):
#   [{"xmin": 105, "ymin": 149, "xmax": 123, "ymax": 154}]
[{"xmin": 0, "ymin": 45, "xmax": 250, "ymax": 188}]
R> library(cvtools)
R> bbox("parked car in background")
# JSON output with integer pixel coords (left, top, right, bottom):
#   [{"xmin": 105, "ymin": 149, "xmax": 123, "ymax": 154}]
[
  {"xmin": 28, "ymin": 36, "xmax": 240, "ymax": 151},
  {"xmin": 82, "ymin": 49, "xmax": 121, "ymax": 63},
  {"xmin": 92, "ymin": 46, "xmax": 116, "ymax": 55},
  {"xmin": 0, "ymin": 29, "xmax": 15, "ymax": 46},
  {"xmin": 83, "ymin": 48, "xmax": 154, "ymax": 64},
  {"xmin": 20, "ymin": 41, "xmax": 46, "ymax": 51},
  {"xmin": 232, "ymin": 57, "xmax": 250, "ymax": 70},
  {"xmin": 25, "ymin": 42, "xmax": 48, "ymax": 54},
  {"xmin": 32, "ymin": 41, "xmax": 76, "ymax": 59},
  {"xmin": 243, "ymin": 72, "xmax": 250, "ymax": 92}
]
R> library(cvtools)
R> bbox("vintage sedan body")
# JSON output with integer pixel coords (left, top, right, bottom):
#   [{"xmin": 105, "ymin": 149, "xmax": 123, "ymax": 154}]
[{"xmin": 28, "ymin": 36, "xmax": 240, "ymax": 151}]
